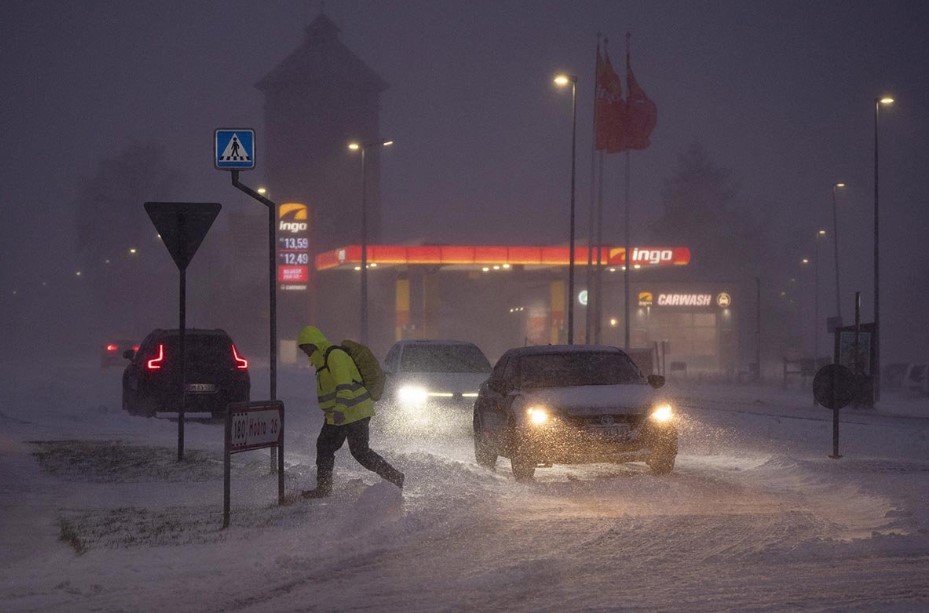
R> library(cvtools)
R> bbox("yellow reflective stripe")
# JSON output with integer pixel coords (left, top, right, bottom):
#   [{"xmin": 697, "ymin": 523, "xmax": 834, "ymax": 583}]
[
  {"xmin": 335, "ymin": 382, "xmax": 365, "ymax": 393},
  {"xmin": 339, "ymin": 392, "xmax": 371, "ymax": 408}
]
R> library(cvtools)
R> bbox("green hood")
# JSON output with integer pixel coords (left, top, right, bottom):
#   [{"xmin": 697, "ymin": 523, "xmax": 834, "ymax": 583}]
[{"xmin": 297, "ymin": 326, "xmax": 331, "ymax": 368}]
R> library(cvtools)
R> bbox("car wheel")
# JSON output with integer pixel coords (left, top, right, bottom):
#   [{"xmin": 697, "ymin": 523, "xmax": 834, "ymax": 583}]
[
  {"xmin": 510, "ymin": 447, "xmax": 536, "ymax": 481},
  {"xmin": 473, "ymin": 413, "xmax": 497, "ymax": 469},
  {"xmin": 133, "ymin": 396, "xmax": 158, "ymax": 418},
  {"xmin": 647, "ymin": 447, "xmax": 676, "ymax": 475},
  {"xmin": 509, "ymin": 433, "xmax": 536, "ymax": 481}
]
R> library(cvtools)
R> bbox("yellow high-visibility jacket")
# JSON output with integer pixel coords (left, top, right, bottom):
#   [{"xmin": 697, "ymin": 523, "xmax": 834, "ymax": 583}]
[{"xmin": 298, "ymin": 326, "xmax": 374, "ymax": 426}]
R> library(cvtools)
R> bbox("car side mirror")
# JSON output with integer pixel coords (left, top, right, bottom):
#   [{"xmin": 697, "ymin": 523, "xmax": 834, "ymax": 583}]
[
  {"xmin": 647, "ymin": 374, "xmax": 665, "ymax": 389},
  {"xmin": 489, "ymin": 379, "xmax": 507, "ymax": 394},
  {"xmin": 123, "ymin": 349, "xmax": 135, "ymax": 360}
]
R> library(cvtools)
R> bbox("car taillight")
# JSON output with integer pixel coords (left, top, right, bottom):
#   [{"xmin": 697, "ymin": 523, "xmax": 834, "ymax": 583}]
[
  {"xmin": 232, "ymin": 344, "xmax": 248, "ymax": 370},
  {"xmin": 105, "ymin": 344, "xmax": 118, "ymax": 352},
  {"xmin": 147, "ymin": 344, "xmax": 165, "ymax": 370},
  {"xmin": 132, "ymin": 345, "xmax": 140, "ymax": 352}
]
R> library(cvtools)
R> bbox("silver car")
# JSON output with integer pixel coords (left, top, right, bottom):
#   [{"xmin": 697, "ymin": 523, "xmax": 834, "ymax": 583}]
[
  {"xmin": 472, "ymin": 345, "xmax": 678, "ymax": 480},
  {"xmin": 380, "ymin": 340, "xmax": 492, "ymax": 434}
]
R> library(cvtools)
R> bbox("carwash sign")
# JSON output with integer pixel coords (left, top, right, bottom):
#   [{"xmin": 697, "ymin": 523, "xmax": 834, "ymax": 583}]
[{"xmin": 657, "ymin": 293, "xmax": 713, "ymax": 307}]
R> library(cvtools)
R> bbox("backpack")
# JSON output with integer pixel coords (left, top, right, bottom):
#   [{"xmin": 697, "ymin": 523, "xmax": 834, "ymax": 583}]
[{"xmin": 324, "ymin": 340, "xmax": 386, "ymax": 401}]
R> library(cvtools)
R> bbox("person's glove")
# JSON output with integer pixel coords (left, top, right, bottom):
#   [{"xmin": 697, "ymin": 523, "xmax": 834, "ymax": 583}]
[{"xmin": 331, "ymin": 411, "xmax": 345, "ymax": 425}]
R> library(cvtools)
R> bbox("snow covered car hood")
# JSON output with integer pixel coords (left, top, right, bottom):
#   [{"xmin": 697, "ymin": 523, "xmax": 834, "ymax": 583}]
[{"xmin": 517, "ymin": 383, "xmax": 661, "ymax": 416}]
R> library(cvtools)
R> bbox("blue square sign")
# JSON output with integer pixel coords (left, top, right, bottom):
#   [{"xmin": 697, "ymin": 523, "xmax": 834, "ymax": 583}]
[{"xmin": 215, "ymin": 129, "xmax": 255, "ymax": 170}]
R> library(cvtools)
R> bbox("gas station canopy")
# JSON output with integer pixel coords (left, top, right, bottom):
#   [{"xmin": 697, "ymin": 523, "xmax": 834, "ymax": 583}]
[{"xmin": 316, "ymin": 245, "xmax": 691, "ymax": 272}]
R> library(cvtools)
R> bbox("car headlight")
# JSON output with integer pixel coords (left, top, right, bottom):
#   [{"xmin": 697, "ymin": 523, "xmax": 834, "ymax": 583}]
[
  {"xmin": 649, "ymin": 403, "xmax": 675, "ymax": 423},
  {"xmin": 397, "ymin": 385, "xmax": 429, "ymax": 406},
  {"xmin": 526, "ymin": 405, "xmax": 550, "ymax": 426}
]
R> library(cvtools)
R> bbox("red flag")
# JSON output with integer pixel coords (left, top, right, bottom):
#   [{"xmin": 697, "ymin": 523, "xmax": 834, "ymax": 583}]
[
  {"xmin": 624, "ymin": 50, "xmax": 657, "ymax": 150},
  {"xmin": 595, "ymin": 44, "xmax": 626, "ymax": 153}
]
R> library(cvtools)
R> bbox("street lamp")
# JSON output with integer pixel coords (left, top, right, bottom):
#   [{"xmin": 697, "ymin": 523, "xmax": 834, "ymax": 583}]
[
  {"xmin": 348, "ymin": 138, "xmax": 394, "ymax": 344},
  {"xmin": 815, "ymin": 229, "xmax": 826, "ymax": 362},
  {"xmin": 554, "ymin": 73, "xmax": 578, "ymax": 344},
  {"xmin": 873, "ymin": 95, "xmax": 893, "ymax": 402},
  {"xmin": 831, "ymin": 182, "xmax": 845, "ymax": 323}
]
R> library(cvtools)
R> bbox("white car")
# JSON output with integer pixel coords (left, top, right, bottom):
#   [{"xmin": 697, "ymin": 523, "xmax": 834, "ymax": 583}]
[
  {"xmin": 379, "ymin": 340, "xmax": 492, "ymax": 435},
  {"xmin": 472, "ymin": 345, "xmax": 678, "ymax": 480}
]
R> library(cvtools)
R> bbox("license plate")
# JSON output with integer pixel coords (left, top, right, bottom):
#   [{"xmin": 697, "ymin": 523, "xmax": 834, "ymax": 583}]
[
  {"xmin": 186, "ymin": 383, "xmax": 216, "ymax": 393},
  {"xmin": 587, "ymin": 424, "xmax": 630, "ymax": 438}
]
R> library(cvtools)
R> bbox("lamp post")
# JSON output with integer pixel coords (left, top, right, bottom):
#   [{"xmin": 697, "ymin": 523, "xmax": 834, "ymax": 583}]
[
  {"xmin": 831, "ymin": 182, "xmax": 845, "ymax": 323},
  {"xmin": 554, "ymin": 73, "xmax": 578, "ymax": 345},
  {"xmin": 873, "ymin": 96, "xmax": 893, "ymax": 402},
  {"xmin": 801, "ymin": 257, "xmax": 811, "ymax": 356},
  {"xmin": 815, "ymin": 229, "xmax": 826, "ymax": 362},
  {"xmin": 348, "ymin": 138, "xmax": 393, "ymax": 345}
]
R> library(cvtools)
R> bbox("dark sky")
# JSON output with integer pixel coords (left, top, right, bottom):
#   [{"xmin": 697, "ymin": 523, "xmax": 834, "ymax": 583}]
[{"xmin": 2, "ymin": 0, "xmax": 929, "ymax": 360}]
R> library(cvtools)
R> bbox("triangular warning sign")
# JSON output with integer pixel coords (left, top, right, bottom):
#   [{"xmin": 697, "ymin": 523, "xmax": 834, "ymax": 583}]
[
  {"xmin": 220, "ymin": 134, "xmax": 250, "ymax": 161},
  {"xmin": 145, "ymin": 202, "xmax": 221, "ymax": 271}
]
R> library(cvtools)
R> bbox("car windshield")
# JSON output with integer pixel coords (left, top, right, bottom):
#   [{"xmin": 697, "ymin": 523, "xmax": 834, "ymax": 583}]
[
  {"xmin": 400, "ymin": 344, "xmax": 491, "ymax": 373},
  {"xmin": 518, "ymin": 352, "xmax": 643, "ymax": 388},
  {"xmin": 161, "ymin": 335, "xmax": 232, "ymax": 363}
]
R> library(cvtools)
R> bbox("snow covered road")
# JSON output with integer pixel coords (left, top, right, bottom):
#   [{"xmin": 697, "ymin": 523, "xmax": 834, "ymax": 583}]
[{"xmin": 1, "ymin": 360, "xmax": 928, "ymax": 611}]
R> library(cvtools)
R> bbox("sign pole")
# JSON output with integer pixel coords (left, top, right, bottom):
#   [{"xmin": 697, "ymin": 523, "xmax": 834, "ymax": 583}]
[
  {"xmin": 178, "ymin": 264, "xmax": 186, "ymax": 461},
  {"xmin": 144, "ymin": 202, "xmax": 221, "ymax": 463},
  {"xmin": 231, "ymin": 170, "xmax": 279, "ymax": 470}
]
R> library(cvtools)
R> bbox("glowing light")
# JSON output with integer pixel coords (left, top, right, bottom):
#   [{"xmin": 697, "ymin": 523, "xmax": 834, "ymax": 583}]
[
  {"xmin": 146, "ymin": 344, "xmax": 165, "ymax": 370},
  {"xmin": 398, "ymin": 385, "xmax": 428, "ymax": 406},
  {"xmin": 232, "ymin": 344, "xmax": 248, "ymax": 370},
  {"xmin": 527, "ymin": 406, "xmax": 550, "ymax": 425},
  {"xmin": 650, "ymin": 404, "xmax": 674, "ymax": 423}
]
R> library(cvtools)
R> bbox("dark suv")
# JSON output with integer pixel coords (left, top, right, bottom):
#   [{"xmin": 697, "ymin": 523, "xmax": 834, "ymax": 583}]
[{"xmin": 122, "ymin": 328, "xmax": 250, "ymax": 418}]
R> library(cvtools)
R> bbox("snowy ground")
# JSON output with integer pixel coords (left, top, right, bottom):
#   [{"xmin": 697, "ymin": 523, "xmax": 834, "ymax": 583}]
[{"xmin": 1, "ymin": 357, "xmax": 928, "ymax": 612}]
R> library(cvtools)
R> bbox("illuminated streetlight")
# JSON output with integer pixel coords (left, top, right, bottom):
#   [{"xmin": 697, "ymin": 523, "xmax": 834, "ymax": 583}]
[
  {"xmin": 348, "ymin": 138, "xmax": 394, "ymax": 344},
  {"xmin": 554, "ymin": 72, "xmax": 578, "ymax": 344},
  {"xmin": 873, "ymin": 95, "xmax": 894, "ymax": 402}
]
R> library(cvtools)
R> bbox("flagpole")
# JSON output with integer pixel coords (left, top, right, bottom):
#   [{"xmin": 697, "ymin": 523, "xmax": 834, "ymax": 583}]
[
  {"xmin": 585, "ymin": 34, "xmax": 602, "ymax": 345},
  {"xmin": 624, "ymin": 149, "xmax": 631, "ymax": 351},
  {"xmin": 594, "ymin": 151, "xmax": 605, "ymax": 344}
]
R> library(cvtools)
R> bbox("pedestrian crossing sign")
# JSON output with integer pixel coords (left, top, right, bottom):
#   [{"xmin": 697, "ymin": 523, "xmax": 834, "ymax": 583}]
[{"xmin": 215, "ymin": 129, "xmax": 255, "ymax": 170}]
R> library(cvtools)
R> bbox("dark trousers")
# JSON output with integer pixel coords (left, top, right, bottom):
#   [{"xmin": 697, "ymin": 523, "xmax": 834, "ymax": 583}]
[{"xmin": 315, "ymin": 417, "xmax": 403, "ymax": 490}]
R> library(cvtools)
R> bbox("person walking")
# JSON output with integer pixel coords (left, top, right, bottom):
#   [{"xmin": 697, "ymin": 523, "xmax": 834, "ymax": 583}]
[{"xmin": 297, "ymin": 325, "xmax": 404, "ymax": 498}]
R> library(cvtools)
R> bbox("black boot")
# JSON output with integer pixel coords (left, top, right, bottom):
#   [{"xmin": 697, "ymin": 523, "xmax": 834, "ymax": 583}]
[
  {"xmin": 386, "ymin": 469, "xmax": 404, "ymax": 490},
  {"xmin": 301, "ymin": 488, "xmax": 331, "ymax": 499},
  {"xmin": 302, "ymin": 472, "xmax": 332, "ymax": 498}
]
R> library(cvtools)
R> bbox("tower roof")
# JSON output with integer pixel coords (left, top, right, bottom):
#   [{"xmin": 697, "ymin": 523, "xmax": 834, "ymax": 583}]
[{"xmin": 256, "ymin": 13, "xmax": 388, "ymax": 93}]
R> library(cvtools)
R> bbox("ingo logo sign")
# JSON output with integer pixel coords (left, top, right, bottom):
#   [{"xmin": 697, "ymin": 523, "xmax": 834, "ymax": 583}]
[
  {"xmin": 631, "ymin": 248, "xmax": 673, "ymax": 265},
  {"xmin": 278, "ymin": 203, "xmax": 308, "ymax": 234}
]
